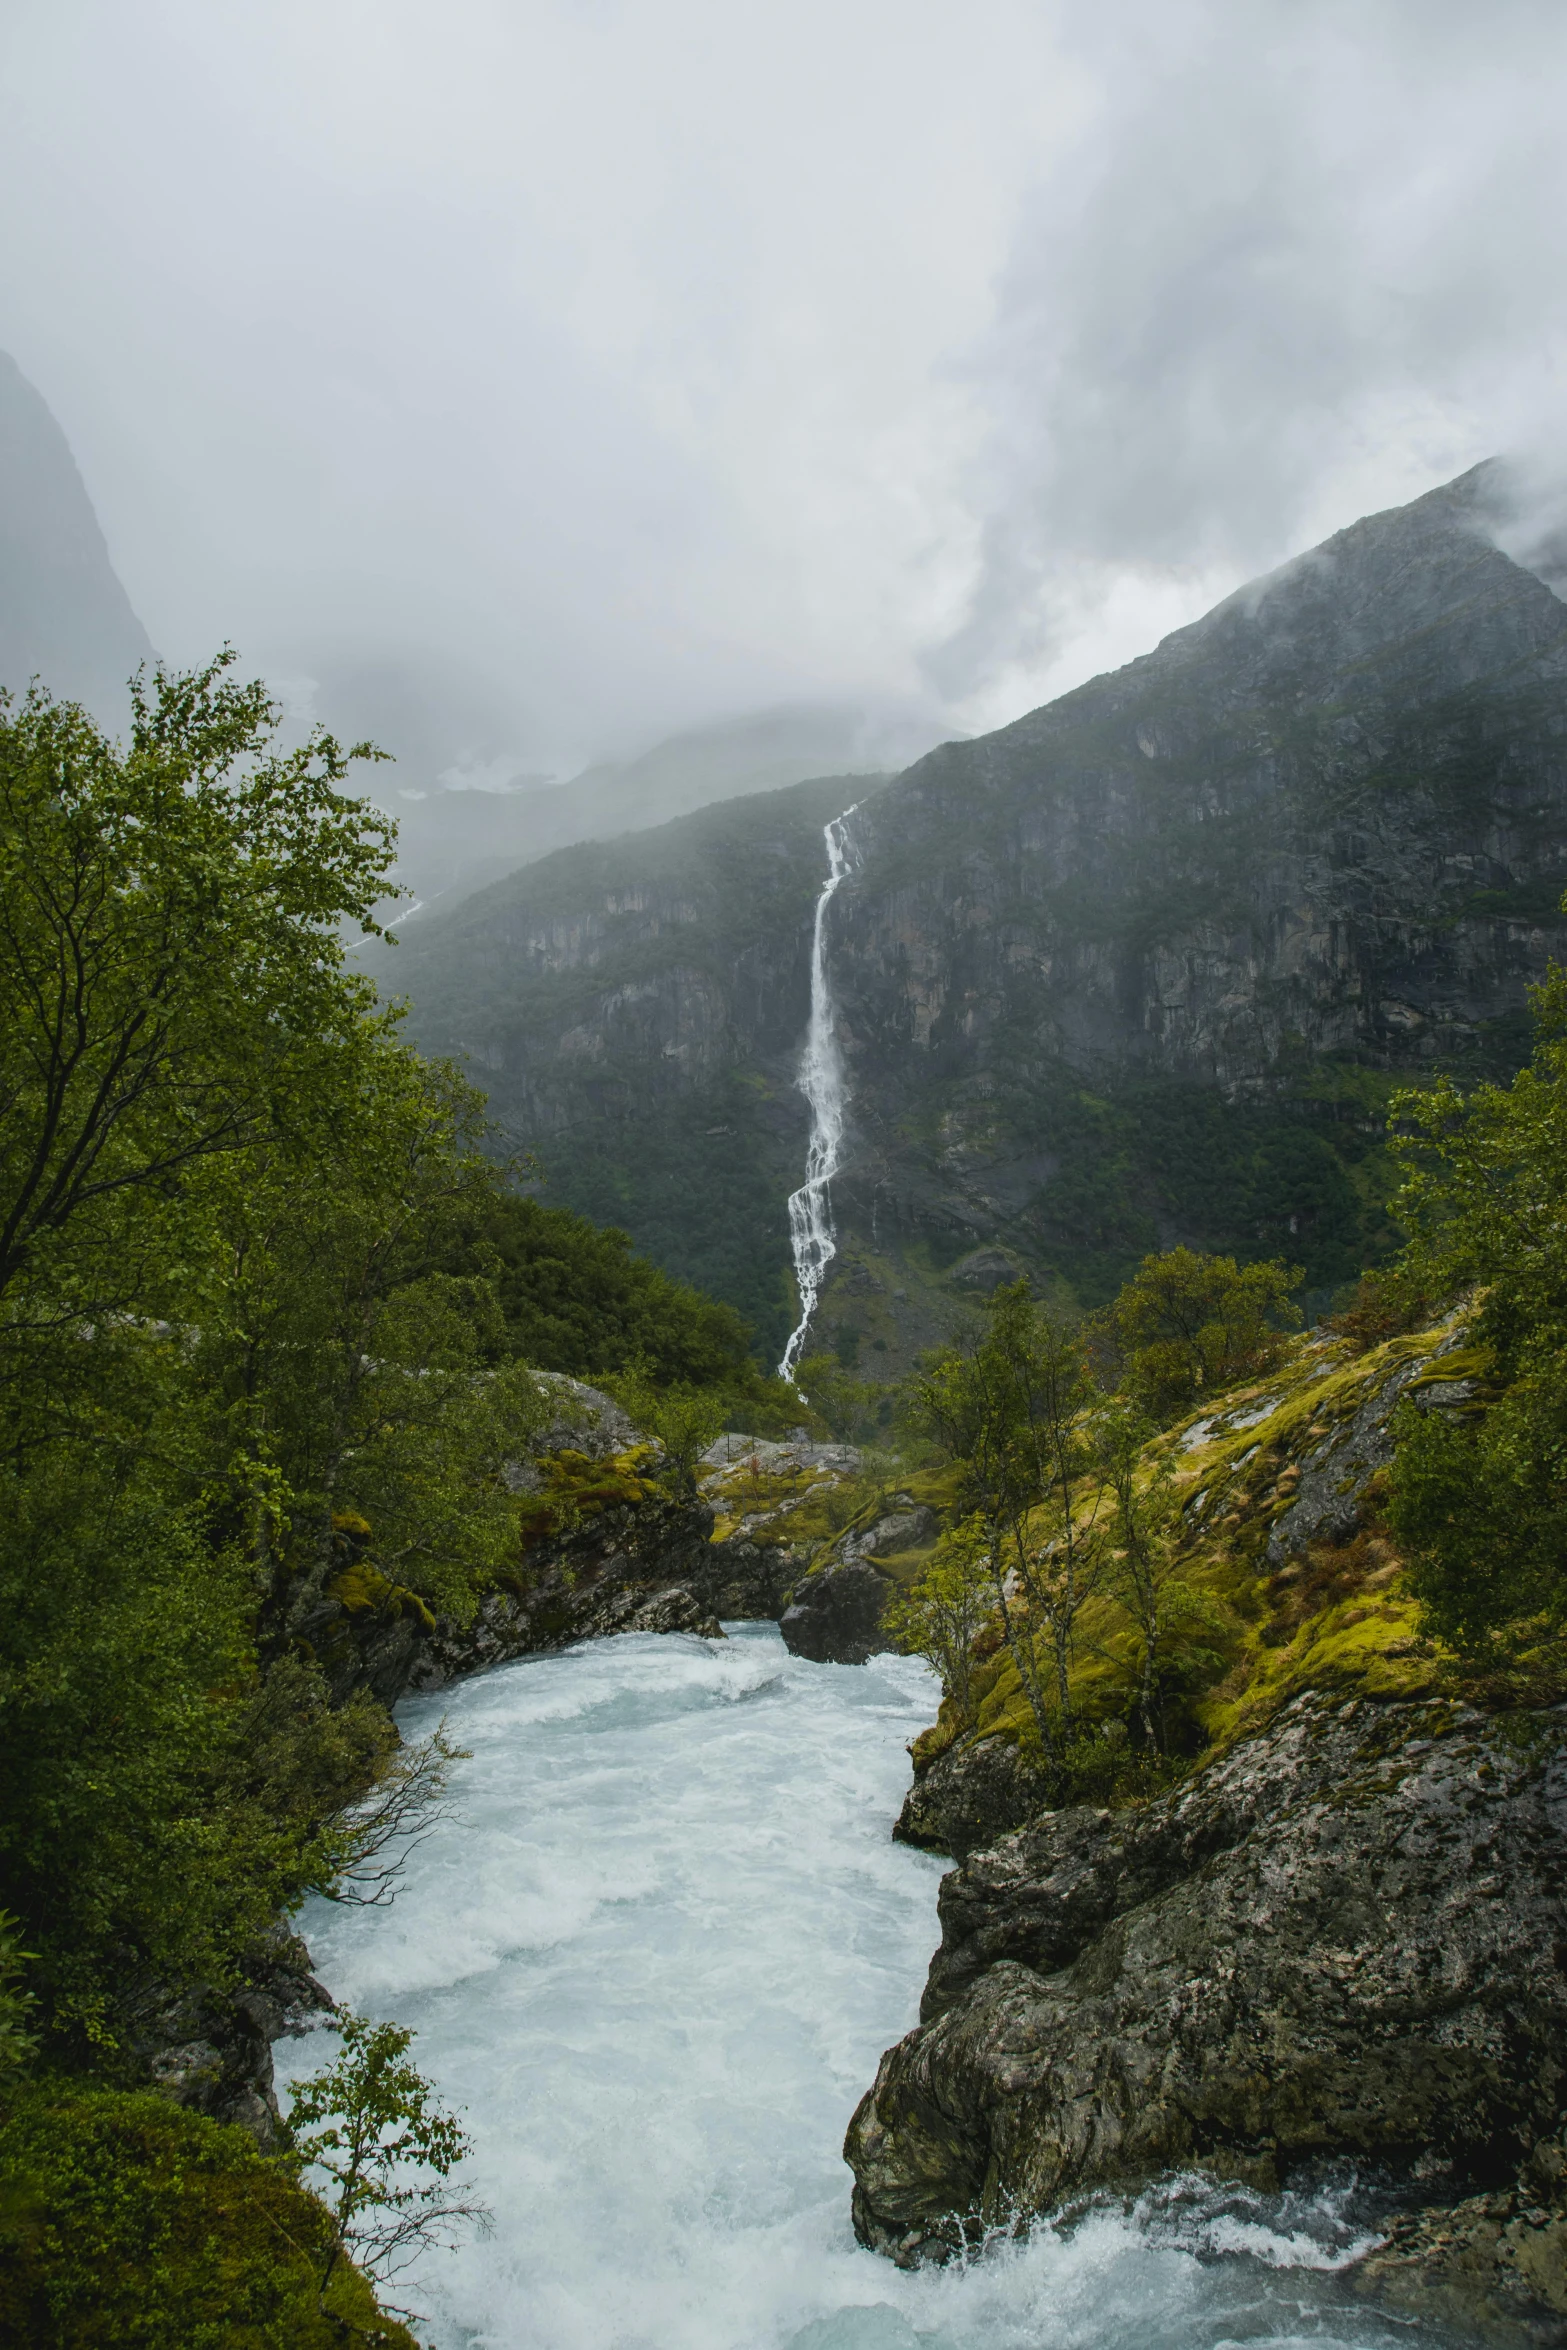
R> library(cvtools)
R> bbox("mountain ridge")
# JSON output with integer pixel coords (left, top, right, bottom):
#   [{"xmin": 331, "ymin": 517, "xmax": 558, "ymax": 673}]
[{"xmin": 371, "ymin": 463, "xmax": 1567, "ymax": 1368}]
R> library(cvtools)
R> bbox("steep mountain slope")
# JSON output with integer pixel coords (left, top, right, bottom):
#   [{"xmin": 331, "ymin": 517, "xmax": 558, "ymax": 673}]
[
  {"xmin": 372, "ymin": 464, "xmax": 1567, "ymax": 1368},
  {"xmin": 0, "ymin": 351, "xmax": 155, "ymax": 726},
  {"xmin": 365, "ymin": 774, "xmax": 888, "ymax": 1362},
  {"xmin": 828, "ymin": 461, "xmax": 1567, "ymax": 1316}
]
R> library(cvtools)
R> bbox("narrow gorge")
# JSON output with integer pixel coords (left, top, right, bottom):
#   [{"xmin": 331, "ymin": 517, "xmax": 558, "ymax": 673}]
[{"xmin": 276, "ymin": 1630, "xmax": 1472, "ymax": 2350}]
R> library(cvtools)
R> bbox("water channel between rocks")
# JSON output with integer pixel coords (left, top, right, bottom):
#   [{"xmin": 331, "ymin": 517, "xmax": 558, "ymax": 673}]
[{"xmin": 275, "ymin": 1625, "xmax": 1457, "ymax": 2350}]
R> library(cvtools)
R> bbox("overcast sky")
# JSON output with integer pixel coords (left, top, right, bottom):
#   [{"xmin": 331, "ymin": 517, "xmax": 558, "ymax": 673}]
[{"xmin": 2, "ymin": 0, "xmax": 1563, "ymax": 776}]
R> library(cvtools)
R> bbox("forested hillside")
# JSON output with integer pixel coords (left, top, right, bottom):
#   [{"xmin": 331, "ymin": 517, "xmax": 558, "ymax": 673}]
[{"xmin": 0, "ymin": 661, "xmax": 789, "ymax": 2339}]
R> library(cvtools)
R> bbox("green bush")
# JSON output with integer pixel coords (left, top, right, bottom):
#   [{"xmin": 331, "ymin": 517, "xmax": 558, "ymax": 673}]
[
  {"xmin": 1387, "ymin": 959, "xmax": 1567, "ymax": 1656},
  {"xmin": 459, "ymin": 1191, "xmax": 765, "ymax": 1390},
  {"xmin": 0, "ymin": 2084, "xmax": 416, "ymax": 2349},
  {"xmin": 1097, "ymin": 1246, "xmax": 1303, "ymax": 1422}
]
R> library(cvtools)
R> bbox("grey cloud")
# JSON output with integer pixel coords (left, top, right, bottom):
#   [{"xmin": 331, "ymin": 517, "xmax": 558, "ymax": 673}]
[
  {"xmin": 1, "ymin": 0, "xmax": 1563, "ymax": 774},
  {"xmin": 929, "ymin": 0, "xmax": 1567, "ymax": 698}
]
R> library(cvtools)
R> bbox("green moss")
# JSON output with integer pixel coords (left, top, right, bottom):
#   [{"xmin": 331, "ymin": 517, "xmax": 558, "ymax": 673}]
[
  {"xmin": 944, "ymin": 1314, "xmax": 1489, "ymax": 1785},
  {"xmin": 326, "ymin": 1562, "xmax": 438, "ymax": 1632},
  {"xmin": 515, "ymin": 1447, "xmax": 658, "ymax": 1547}
]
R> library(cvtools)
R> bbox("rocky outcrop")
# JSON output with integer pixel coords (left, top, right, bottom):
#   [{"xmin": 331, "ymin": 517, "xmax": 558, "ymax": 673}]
[
  {"xmin": 849, "ymin": 1502, "xmax": 937, "ymax": 1559},
  {"xmin": 1351, "ymin": 2179, "xmax": 1567, "ymax": 2345},
  {"xmin": 893, "ymin": 1736, "xmax": 1055, "ymax": 1860},
  {"xmin": 846, "ymin": 1691, "xmax": 1567, "ymax": 2313},
  {"xmin": 779, "ymin": 1558, "xmax": 896, "ymax": 1664},
  {"xmin": 1267, "ymin": 1324, "xmax": 1482, "ymax": 1562},
  {"xmin": 136, "ymin": 1927, "xmax": 335, "ymax": 2150},
  {"xmin": 694, "ymin": 1535, "xmax": 802, "ymax": 1620},
  {"xmin": 777, "ymin": 1496, "xmax": 939, "ymax": 1663},
  {"xmin": 408, "ymin": 1491, "xmax": 724, "ymax": 1692},
  {"xmin": 311, "ymin": 1378, "xmax": 738, "ymax": 1703}
]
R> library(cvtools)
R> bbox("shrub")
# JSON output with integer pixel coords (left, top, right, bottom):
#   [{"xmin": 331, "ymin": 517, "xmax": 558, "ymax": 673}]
[{"xmin": 0, "ymin": 2083, "xmax": 416, "ymax": 2349}]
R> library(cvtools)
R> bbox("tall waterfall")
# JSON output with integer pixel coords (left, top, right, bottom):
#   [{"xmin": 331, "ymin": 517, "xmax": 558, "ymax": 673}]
[{"xmin": 779, "ymin": 805, "xmax": 858, "ymax": 1381}]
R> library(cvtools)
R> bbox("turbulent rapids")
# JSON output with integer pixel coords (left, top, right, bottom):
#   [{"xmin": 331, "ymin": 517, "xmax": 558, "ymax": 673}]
[
  {"xmin": 277, "ymin": 1628, "xmax": 1427, "ymax": 2350},
  {"xmin": 779, "ymin": 806, "xmax": 859, "ymax": 1380}
]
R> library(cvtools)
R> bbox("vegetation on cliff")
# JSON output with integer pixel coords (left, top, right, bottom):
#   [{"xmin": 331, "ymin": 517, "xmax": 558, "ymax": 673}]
[
  {"xmin": 367, "ymin": 772, "xmax": 890, "ymax": 1362},
  {"xmin": 363, "ymin": 472, "xmax": 1567, "ymax": 1380},
  {"xmin": 890, "ymin": 943, "xmax": 1567, "ymax": 1815}
]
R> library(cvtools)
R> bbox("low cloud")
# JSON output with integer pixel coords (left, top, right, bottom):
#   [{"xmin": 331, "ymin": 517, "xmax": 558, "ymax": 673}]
[{"xmin": 1, "ymin": 0, "xmax": 1562, "ymax": 777}]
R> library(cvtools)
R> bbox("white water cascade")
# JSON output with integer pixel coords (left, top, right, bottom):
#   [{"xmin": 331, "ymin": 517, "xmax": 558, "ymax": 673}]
[
  {"xmin": 779, "ymin": 807, "xmax": 859, "ymax": 1381},
  {"xmin": 276, "ymin": 1627, "xmax": 1417, "ymax": 2350}
]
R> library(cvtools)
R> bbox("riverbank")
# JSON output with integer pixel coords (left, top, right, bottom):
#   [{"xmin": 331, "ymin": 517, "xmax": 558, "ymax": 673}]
[{"xmin": 275, "ymin": 1625, "xmax": 1453, "ymax": 2350}]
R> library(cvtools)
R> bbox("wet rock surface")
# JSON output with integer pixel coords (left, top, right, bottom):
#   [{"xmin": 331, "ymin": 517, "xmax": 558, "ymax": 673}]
[
  {"xmin": 135, "ymin": 1927, "xmax": 335, "ymax": 2149},
  {"xmin": 1350, "ymin": 2180, "xmax": 1567, "ymax": 2345},
  {"xmin": 694, "ymin": 1534, "xmax": 802, "ymax": 1620},
  {"xmin": 1268, "ymin": 1323, "xmax": 1477, "ymax": 1563},
  {"xmin": 779, "ymin": 1557, "xmax": 896, "ymax": 1664},
  {"xmin": 408, "ymin": 1491, "xmax": 724, "ymax": 1692},
  {"xmin": 848, "ymin": 1503, "xmax": 938, "ymax": 1559},
  {"xmin": 893, "ymin": 1736, "xmax": 1055, "ymax": 1861},
  {"xmin": 315, "ymin": 1379, "xmax": 740, "ymax": 1701},
  {"xmin": 846, "ymin": 1691, "xmax": 1567, "ymax": 2321}
]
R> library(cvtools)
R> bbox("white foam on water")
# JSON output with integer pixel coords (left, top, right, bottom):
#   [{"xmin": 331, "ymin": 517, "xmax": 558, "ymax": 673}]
[{"xmin": 276, "ymin": 1626, "xmax": 1451, "ymax": 2350}]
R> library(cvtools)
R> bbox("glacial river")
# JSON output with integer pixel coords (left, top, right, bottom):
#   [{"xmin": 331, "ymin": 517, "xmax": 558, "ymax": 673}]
[{"xmin": 276, "ymin": 1625, "xmax": 1453, "ymax": 2350}]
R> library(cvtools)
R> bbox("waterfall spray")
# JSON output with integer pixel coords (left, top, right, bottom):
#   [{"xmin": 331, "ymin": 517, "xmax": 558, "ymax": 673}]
[{"xmin": 779, "ymin": 806, "xmax": 858, "ymax": 1382}]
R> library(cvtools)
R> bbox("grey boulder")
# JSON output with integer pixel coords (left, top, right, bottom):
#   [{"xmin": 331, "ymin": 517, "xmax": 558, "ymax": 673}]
[{"xmin": 847, "ymin": 1693, "xmax": 1567, "ymax": 2274}]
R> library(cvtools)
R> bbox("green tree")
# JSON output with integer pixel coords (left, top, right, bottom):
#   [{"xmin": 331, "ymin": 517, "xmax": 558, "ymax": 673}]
[
  {"xmin": 907, "ymin": 1284, "xmax": 1108, "ymax": 1763},
  {"xmin": 885, "ymin": 1517, "xmax": 993, "ymax": 1726},
  {"xmin": 604, "ymin": 1366, "xmax": 727, "ymax": 1498},
  {"xmin": 287, "ymin": 2013, "xmax": 488, "ymax": 2316},
  {"xmin": 0, "ymin": 667, "xmax": 526, "ymax": 2035},
  {"xmin": 189, "ymin": 1046, "xmax": 546, "ymax": 1638},
  {"xmin": 0, "ymin": 1913, "xmax": 34, "ymax": 2090},
  {"xmin": 1100, "ymin": 1246, "xmax": 1302, "ymax": 1421},
  {"xmin": 1385, "ymin": 961, "xmax": 1567, "ymax": 1656},
  {"xmin": 451, "ymin": 1191, "xmax": 763, "ymax": 1391},
  {"xmin": 1090, "ymin": 1401, "xmax": 1225, "ymax": 1749},
  {"xmin": 792, "ymin": 1349, "xmax": 878, "ymax": 1441},
  {"xmin": 0, "ymin": 656, "xmax": 392, "ymax": 1340}
]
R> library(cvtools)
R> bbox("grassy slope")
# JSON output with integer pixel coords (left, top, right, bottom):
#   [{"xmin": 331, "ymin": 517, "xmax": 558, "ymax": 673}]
[{"xmin": 917, "ymin": 1311, "xmax": 1496, "ymax": 1780}]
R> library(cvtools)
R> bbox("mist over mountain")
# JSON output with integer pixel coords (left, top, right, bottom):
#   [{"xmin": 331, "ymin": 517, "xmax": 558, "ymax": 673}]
[
  {"xmin": 375, "ymin": 708, "xmax": 923, "ymax": 922},
  {"xmin": 369, "ymin": 464, "xmax": 1567, "ymax": 1367},
  {"xmin": 374, "ymin": 701, "xmax": 936, "ymax": 920},
  {"xmin": 0, "ymin": 351, "xmax": 933, "ymax": 902},
  {"xmin": 0, "ymin": 350, "xmax": 154, "ymax": 727}
]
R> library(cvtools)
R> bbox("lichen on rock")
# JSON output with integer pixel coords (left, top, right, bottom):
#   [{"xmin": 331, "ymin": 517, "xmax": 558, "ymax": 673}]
[{"xmin": 846, "ymin": 1689, "xmax": 1567, "ymax": 2331}]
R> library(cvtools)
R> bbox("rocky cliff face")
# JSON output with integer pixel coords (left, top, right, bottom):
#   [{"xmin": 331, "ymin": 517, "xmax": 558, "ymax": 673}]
[
  {"xmin": 373, "ymin": 465, "xmax": 1567, "ymax": 1362},
  {"xmin": 827, "ymin": 464, "xmax": 1567, "ymax": 1303},
  {"xmin": 845, "ymin": 1690, "xmax": 1567, "ymax": 2336}
]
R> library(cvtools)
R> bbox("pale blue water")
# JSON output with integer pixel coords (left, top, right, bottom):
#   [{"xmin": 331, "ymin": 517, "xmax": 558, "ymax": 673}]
[{"xmin": 276, "ymin": 1625, "xmax": 1455, "ymax": 2350}]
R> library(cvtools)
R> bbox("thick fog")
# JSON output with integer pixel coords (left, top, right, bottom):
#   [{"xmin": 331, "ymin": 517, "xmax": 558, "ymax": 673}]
[{"xmin": 2, "ymin": 0, "xmax": 1564, "ymax": 780}]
